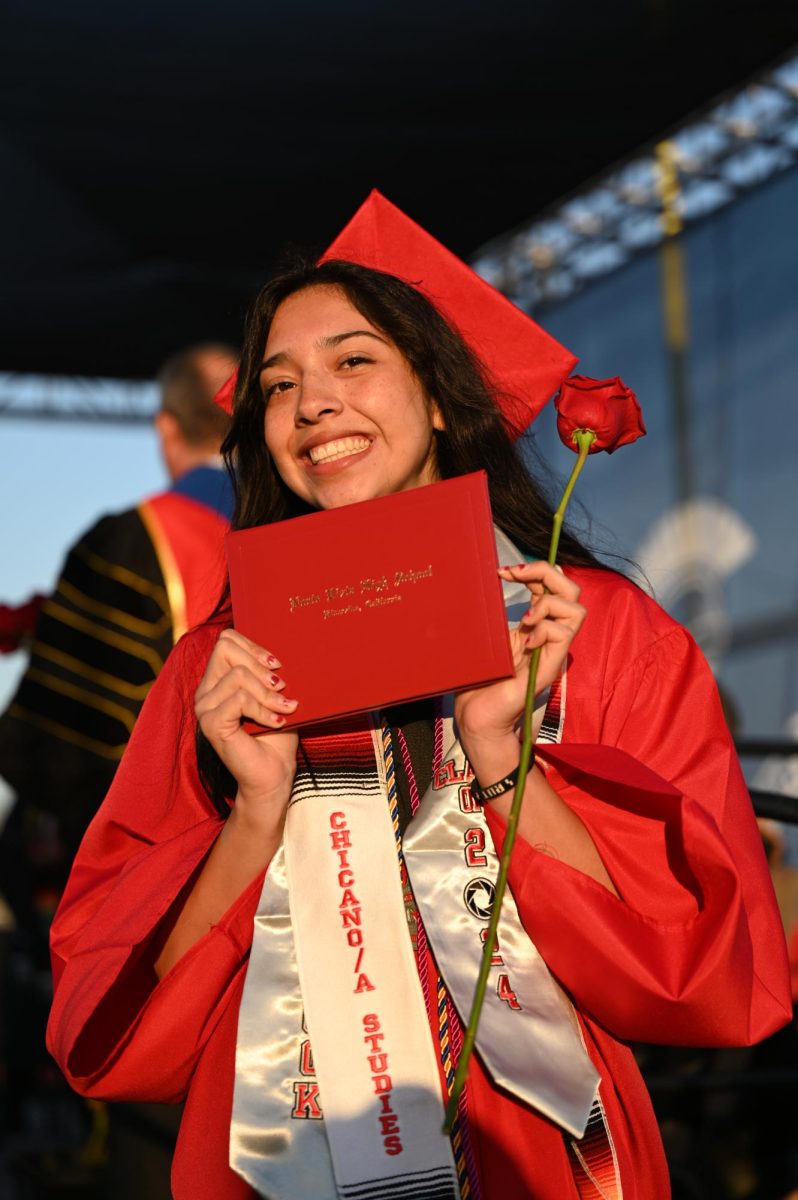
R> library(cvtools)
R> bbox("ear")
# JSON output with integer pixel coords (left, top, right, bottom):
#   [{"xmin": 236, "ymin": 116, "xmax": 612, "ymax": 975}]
[
  {"xmin": 431, "ymin": 401, "xmax": 445, "ymax": 432},
  {"xmin": 154, "ymin": 409, "xmax": 180, "ymax": 443}
]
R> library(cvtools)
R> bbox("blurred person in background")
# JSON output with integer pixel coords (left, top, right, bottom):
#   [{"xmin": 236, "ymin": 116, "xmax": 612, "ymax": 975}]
[
  {"xmin": 0, "ymin": 342, "xmax": 235, "ymax": 1193},
  {"xmin": 0, "ymin": 342, "xmax": 236, "ymax": 933}
]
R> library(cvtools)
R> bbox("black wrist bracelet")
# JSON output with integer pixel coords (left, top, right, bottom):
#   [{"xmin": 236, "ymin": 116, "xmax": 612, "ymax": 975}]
[{"xmin": 470, "ymin": 758, "xmax": 534, "ymax": 806}]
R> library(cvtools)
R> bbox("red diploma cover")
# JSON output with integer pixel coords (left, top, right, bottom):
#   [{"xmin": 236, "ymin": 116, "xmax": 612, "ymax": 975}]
[{"xmin": 226, "ymin": 472, "xmax": 514, "ymax": 728}]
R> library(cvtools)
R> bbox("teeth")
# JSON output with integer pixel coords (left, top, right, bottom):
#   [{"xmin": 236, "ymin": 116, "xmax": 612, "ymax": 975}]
[{"xmin": 308, "ymin": 437, "xmax": 371, "ymax": 464}]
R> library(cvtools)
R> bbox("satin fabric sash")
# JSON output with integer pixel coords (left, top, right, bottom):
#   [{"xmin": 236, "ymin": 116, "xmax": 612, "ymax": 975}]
[
  {"xmin": 230, "ymin": 844, "xmax": 336, "ymax": 1200},
  {"xmin": 402, "ymin": 699, "xmax": 600, "ymax": 1137},
  {"xmin": 230, "ymin": 723, "xmax": 459, "ymax": 1200}
]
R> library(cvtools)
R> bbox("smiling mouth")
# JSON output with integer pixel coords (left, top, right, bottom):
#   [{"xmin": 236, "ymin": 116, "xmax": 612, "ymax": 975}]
[{"xmin": 307, "ymin": 436, "xmax": 372, "ymax": 465}]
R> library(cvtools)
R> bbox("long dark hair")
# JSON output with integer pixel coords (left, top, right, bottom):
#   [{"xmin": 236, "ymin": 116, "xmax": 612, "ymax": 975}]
[{"xmin": 198, "ymin": 258, "xmax": 604, "ymax": 814}]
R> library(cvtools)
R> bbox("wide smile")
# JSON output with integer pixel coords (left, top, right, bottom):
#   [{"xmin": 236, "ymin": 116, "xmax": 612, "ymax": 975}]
[{"xmin": 304, "ymin": 436, "xmax": 373, "ymax": 468}]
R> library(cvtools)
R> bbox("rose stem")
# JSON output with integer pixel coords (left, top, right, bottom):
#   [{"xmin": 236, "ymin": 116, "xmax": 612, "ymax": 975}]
[{"xmin": 443, "ymin": 428, "xmax": 596, "ymax": 1133}]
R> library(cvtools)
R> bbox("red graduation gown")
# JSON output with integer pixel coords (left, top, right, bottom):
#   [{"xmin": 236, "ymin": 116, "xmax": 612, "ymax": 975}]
[{"xmin": 46, "ymin": 568, "xmax": 791, "ymax": 1199}]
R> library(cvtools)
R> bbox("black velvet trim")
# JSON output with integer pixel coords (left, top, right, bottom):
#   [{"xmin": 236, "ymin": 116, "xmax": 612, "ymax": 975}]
[{"xmin": 384, "ymin": 700, "xmax": 435, "ymax": 834}]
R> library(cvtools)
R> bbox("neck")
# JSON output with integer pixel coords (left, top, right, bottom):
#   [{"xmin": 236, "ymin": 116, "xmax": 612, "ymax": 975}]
[{"xmin": 168, "ymin": 447, "xmax": 221, "ymax": 483}]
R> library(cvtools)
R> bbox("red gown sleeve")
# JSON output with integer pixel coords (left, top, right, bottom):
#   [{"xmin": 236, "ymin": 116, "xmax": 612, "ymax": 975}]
[
  {"xmin": 46, "ymin": 626, "xmax": 263, "ymax": 1102},
  {"xmin": 486, "ymin": 590, "xmax": 792, "ymax": 1049}
]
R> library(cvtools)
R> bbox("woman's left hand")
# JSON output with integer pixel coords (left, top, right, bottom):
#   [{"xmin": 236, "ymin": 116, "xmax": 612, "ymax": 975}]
[{"xmin": 455, "ymin": 561, "xmax": 586, "ymax": 748}]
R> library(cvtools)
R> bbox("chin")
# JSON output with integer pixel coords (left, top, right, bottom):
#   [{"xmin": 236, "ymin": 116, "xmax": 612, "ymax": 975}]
[
  {"xmin": 316, "ymin": 491, "xmax": 375, "ymax": 511},
  {"xmin": 307, "ymin": 477, "xmax": 388, "ymax": 510}
]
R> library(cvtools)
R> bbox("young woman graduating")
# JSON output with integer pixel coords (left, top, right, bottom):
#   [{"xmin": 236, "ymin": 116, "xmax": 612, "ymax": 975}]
[{"xmin": 47, "ymin": 192, "xmax": 791, "ymax": 1200}]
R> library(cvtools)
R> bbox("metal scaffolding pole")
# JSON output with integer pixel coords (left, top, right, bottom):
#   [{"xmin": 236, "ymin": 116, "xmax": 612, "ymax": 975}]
[{"xmin": 0, "ymin": 375, "xmax": 158, "ymax": 425}]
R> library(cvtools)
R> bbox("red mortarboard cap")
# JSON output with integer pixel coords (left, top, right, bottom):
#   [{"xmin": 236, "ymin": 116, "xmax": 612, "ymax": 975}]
[
  {"xmin": 213, "ymin": 369, "xmax": 238, "ymax": 414},
  {"xmin": 320, "ymin": 190, "xmax": 577, "ymax": 436},
  {"xmin": 214, "ymin": 190, "xmax": 577, "ymax": 432}
]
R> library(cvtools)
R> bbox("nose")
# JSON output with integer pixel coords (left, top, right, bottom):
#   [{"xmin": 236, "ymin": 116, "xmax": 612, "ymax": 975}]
[{"xmin": 294, "ymin": 372, "xmax": 343, "ymax": 426}]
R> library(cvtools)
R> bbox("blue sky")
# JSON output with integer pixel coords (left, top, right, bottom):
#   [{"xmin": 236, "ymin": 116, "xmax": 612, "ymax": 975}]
[{"xmin": 0, "ymin": 417, "xmax": 166, "ymax": 707}]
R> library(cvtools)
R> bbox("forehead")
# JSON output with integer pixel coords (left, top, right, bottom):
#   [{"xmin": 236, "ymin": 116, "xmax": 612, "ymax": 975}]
[{"xmin": 265, "ymin": 285, "xmax": 374, "ymax": 353}]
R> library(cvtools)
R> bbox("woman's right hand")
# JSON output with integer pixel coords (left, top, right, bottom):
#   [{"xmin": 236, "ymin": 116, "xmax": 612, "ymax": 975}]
[
  {"xmin": 194, "ymin": 628, "xmax": 299, "ymax": 813},
  {"xmin": 156, "ymin": 629, "xmax": 298, "ymax": 977}
]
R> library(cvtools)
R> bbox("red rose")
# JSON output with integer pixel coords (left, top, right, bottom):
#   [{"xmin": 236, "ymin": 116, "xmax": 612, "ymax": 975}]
[{"xmin": 554, "ymin": 375, "xmax": 646, "ymax": 454}]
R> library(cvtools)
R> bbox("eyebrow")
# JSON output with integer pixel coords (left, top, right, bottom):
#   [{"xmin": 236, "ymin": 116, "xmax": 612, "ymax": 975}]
[{"xmin": 260, "ymin": 329, "xmax": 388, "ymax": 372}]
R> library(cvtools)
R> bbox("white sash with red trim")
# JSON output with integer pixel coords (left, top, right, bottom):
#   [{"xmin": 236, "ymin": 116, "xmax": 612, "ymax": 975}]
[
  {"xmin": 402, "ymin": 695, "xmax": 600, "ymax": 1134},
  {"xmin": 230, "ymin": 721, "xmax": 459, "ymax": 1200}
]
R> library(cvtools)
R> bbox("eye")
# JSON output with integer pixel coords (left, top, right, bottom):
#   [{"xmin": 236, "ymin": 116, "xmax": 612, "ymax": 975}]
[
  {"xmin": 339, "ymin": 354, "xmax": 373, "ymax": 370},
  {"xmin": 262, "ymin": 379, "xmax": 296, "ymax": 400}
]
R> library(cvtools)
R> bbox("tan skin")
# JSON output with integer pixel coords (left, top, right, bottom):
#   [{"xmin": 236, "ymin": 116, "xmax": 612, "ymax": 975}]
[{"xmin": 155, "ymin": 288, "xmax": 616, "ymax": 978}]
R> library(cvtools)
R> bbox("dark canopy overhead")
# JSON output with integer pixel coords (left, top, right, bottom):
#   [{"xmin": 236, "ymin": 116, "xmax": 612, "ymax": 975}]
[{"xmin": 2, "ymin": 0, "xmax": 797, "ymax": 379}]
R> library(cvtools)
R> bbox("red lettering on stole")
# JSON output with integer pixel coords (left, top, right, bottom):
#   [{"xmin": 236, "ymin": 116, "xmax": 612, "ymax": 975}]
[
  {"xmin": 362, "ymin": 1014, "xmax": 403, "ymax": 1155},
  {"xmin": 292, "ymin": 1082, "xmax": 323, "ymax": 1119}
]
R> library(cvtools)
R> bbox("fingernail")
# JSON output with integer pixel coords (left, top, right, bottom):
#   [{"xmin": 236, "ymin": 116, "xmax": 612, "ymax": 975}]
[
  {"xmin": 273, "ymin": 714, "xmax": 286, "ymax": 725},
  {"xmin": 266, "ymin": 654, "xmax": 280, "ymax": 667},
  {"xmin": 280, "ymin": 696, "xmax": 298, "ymax": 709},
  {"xmin": 269, "ymin": 673, "xmax": 283, "ymax": 687}
]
